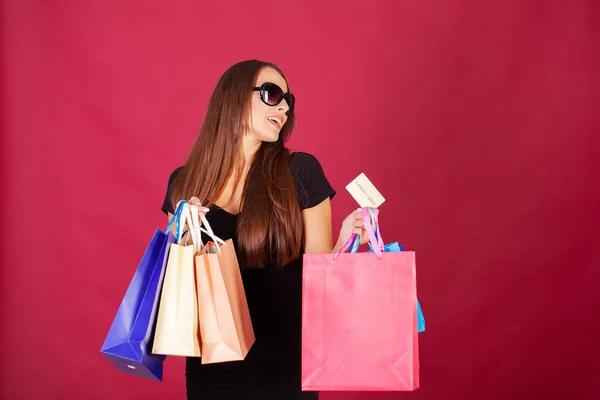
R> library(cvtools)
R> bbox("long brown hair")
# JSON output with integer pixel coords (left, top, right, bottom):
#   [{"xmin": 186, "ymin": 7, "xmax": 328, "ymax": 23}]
[{"xmin": 169, "ymin": 60, "xmax": 302, "ymax": 267}]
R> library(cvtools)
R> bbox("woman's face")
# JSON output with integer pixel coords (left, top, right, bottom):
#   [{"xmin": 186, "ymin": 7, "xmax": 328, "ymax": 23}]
[{"xmin": 247, "ymin": 67, "xmax": 291, "ymax": 143}]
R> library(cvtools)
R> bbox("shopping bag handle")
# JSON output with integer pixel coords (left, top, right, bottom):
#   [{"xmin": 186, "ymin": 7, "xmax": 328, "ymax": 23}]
[
  {"xmin": 363, "ymin": 208, "xmax": 384, "ymax": 254},
  {"xmin": 333, "ymin": 207, "xmax": 384, "ymax": 259},
  {"xmin": 186, "ymin": 203, "xmax": 204, "ymax": 249},
  {"xmin": 199, "ymin": 212, "xmax": 226, "ymax": 246},
  {"xmin": 361, "ymin": 207, "xmax": 384, "ymax": 257},
  {"xmin": 189, "ymin": 204, "xmax": 226, "ymax": 253},
  {"xmin": 165, "ymin": 200, "xmax": 186, "ymax": 236},
  {"xmin": 176, "ymin": 203, "xmax": 204, "ymax": 249}
]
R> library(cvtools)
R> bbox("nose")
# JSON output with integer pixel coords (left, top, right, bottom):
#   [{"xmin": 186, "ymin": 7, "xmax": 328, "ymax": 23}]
[{"xmin": 278, "ymin": 100, "xmax": 290, "ymax": 115}]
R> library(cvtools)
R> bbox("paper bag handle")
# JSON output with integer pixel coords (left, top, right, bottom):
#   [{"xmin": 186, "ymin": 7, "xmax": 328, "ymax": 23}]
[
  {"xmin": 333, "ymin": 207, "xmax": 384, "ymax": 259},
  {"xmin": 186, "ymin": 204, "xmax": 205, "ymax": 249},
  {"xmin": 362, "ymin": 207, "xmax": 384, "ymax": 257},
  {"xmin": 165, "ymin": 200, "xmax": 185, "ymax": 236},
  {"xmin": 188, "ymin": 204, "xmax": 226, "ymax": 254},
  {"xmin": 177, "ymin": 203, "xmax": 204, "ymax": 249}
]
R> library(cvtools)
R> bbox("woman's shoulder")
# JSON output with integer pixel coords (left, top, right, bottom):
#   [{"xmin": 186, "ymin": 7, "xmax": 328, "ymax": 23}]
[
  {"xmin": 165, "ymin": 165, "xmax": 185, "ymax": 191},
  {"xmin": 288, "ymin": 150, "xmax": 336, "ymax": 209},
  {"xmin": 169, "ymin": 165, "xmax": 184, "ymax": 179},
  {"xmin": 289, "ymin": 151, "xmax": 323, "ymax": 172}
]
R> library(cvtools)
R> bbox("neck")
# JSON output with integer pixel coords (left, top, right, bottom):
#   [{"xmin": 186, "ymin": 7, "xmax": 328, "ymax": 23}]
[{"xmin": 241, "ymin": 134, "xmax": 261, "ymax": 165}]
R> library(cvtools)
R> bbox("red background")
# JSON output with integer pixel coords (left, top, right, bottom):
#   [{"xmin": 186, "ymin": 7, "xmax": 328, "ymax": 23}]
[{"xmin": 2, "ymin": 1, "xmax": 599, "ymax": 399}]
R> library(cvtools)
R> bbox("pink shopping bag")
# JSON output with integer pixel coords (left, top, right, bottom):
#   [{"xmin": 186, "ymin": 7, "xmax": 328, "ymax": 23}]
[{"xmin": 302, "ymin": 208, "xmax": 419, "ymax": 391}]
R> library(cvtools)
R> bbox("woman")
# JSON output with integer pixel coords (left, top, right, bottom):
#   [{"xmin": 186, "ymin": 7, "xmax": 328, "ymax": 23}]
[{"xmin": 161, "ymin": 60, "xmax": 371, "ymax": 399}]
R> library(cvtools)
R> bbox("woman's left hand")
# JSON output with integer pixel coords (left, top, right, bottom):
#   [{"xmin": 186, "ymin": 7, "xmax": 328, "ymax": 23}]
[{"xmin": 334, "ymin": 208, "xmax": 378, "ymax": 252}]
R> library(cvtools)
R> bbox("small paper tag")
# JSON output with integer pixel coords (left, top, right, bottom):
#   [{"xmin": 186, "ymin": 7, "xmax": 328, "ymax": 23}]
[{"xmin": 345, "ymin": 173, "xmax": 385, "ymax": 208}]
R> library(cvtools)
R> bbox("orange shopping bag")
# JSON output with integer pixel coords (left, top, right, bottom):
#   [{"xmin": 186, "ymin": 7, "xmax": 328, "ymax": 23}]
[{"xmin": 192, "ymin": 206, "xmax": 255, "ymax": 364}]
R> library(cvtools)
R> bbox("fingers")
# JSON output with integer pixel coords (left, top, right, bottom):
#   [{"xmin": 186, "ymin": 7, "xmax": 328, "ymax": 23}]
[
  {"xmin": 188, "ymin": 197, "xmax": 209, "ymax": 213},
  {"xmin": 355, "ymin": 207, "xmax": 379, "ymax": 215},
  {"xmin": 188, "ymin": 197, "xmax": 201, "ymax": 205},
  {"xmin": 351, "ymin": 207, "xmax": 379, "ymax": 232},
  {"xmin": 345, "ymin": 207, "xmax": 379, "ymax": 237},
  {"xmin": 352, "ymin": 213, "xmax": 365, "ymax": 236}
]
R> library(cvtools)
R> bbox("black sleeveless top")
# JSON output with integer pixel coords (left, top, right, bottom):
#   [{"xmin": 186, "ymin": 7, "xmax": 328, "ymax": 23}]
[{"xmin": 161, "ymin": 152, "xmax": 336, "ymax": 400}]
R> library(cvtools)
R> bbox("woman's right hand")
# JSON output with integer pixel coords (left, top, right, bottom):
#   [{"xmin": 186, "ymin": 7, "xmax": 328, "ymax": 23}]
[
  {"xmin": 168, "ymin": 198, "xmax": 210, "ymax": 236},
  {"xmin": 184, "ymin": 197, "xmax": 210, "ymax": 234},
  {"xmin": 186, "ymin": 197, "xmax": 210, "ymax": 213}
]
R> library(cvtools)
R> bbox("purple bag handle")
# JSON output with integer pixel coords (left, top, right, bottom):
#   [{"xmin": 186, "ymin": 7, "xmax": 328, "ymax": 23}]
[{"xmin": 333, "ymin": 207, "xmax": 384, "ymax": 259}]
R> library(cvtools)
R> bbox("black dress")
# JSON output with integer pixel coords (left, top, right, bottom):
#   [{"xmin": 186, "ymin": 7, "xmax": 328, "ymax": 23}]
[{"xmin": 161, "ymin": 152, "xmax": 336, "ymax": 400}]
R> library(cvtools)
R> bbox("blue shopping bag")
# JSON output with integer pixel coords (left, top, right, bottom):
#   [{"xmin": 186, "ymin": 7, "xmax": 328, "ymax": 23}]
[{"xmin": 100, "ymin": 202, "xmax": 183, "ymax": 381}]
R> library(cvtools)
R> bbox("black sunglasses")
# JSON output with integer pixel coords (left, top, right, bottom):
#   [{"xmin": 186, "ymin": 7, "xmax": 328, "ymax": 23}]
[{"xmin": 253, "ymin": 82, "xmax": 295, "ymax": 115}]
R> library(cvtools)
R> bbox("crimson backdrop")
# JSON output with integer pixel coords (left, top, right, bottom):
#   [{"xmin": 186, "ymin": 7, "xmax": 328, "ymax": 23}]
[{"xmin": 2, "ymin": 1, "xmax": 599, "ymax": 399}]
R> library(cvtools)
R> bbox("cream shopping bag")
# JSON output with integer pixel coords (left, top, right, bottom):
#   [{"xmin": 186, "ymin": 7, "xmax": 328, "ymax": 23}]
[{"xmin": 152, "ymin": 203, "xmax": 202, "ymax": 357}]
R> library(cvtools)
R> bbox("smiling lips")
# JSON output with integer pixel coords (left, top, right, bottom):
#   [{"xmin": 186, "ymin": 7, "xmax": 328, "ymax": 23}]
[{"xmin": 267, "ymin": 115, "xmax": 284, "ymax": 129}]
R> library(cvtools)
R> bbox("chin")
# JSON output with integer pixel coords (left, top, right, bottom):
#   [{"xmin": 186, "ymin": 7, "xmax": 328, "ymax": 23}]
[{"xmin": 258, "ymin": 131, "xmax": 280, "ymax": 143}]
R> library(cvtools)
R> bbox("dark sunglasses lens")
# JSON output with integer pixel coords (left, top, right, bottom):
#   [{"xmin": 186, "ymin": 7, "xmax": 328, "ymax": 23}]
[
  {"xmin": 284, "ymin": 93, "xmax": 295, "ymax": 111},
  {"xmin": 262, "ymin": 83, "xmax": 284, "ymax": 106}
]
